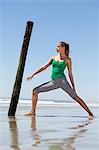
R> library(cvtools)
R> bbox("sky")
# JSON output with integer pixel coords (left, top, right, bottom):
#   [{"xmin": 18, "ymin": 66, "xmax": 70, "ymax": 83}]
[{"xmin": 0, "ymin": 0, "xmax": 99, "ymax": 102}]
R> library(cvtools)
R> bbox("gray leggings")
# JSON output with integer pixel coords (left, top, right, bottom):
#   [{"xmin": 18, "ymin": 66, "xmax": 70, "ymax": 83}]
[{"xmin": 33, "ymin": 76, "xmax": 76, "ymax": 99}]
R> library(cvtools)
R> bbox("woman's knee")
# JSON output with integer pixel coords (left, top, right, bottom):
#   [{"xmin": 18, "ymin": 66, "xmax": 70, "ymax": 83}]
[
  {"xmin": 73, "ymin": 92, "xmax": 78, "ymax": 100},
  {"xmin": 32, "ymin": 88, "xmax": 38, "ymax": 95}
]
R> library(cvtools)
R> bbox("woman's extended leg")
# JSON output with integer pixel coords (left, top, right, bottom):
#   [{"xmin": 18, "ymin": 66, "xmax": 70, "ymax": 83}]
[
  {"xmin": 25, "ymin": 80, "xmax": 59, "ymax": 116},
  {"xmin": 31, "ymin": 91, "xmax": 38, "ymax": 116},
  {"xmin": 74, "ymin": 95, "xmax": 93, "ymax": 116},
  {"xmin": 60, "ymin": 77, "xmax": 93, "ymax": 116},
  {"xmin": 25, "ymin": 90, "xmax": 38, "ymax": 116}
]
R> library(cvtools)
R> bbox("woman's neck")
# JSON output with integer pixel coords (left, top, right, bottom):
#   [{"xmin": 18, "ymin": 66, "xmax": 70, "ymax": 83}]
[
  {"xmin": 60, "ymin": 53, "xmax": 68, "ymax": 60},
  {"xmin": 60, "ymin": 53, "xmax": 65, "ymax": 60}
]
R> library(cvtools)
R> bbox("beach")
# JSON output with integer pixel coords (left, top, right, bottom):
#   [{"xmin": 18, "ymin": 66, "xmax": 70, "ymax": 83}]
[{"xmin": 0, "ymin": 102, "xmax": 99, "ymax": 150}]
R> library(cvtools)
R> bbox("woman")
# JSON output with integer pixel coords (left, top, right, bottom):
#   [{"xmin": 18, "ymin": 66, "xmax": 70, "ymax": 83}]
[{"xmin": 26, "ymin": 41, "xmax": 93, "ymax": 117}]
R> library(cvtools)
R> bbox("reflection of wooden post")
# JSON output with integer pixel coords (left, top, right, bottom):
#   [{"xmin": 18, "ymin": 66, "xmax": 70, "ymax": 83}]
[
  {"xmin": 8, "ymin": 118, "xmax": 20, "ymax": 150},
  {"xmin": 8, "ymin": 21, "xmax": 33, "ymax": 116}
]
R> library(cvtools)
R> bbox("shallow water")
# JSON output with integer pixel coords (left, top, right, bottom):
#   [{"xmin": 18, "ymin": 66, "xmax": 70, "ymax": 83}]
[{"xmin": 0, "ymin": 105, "xmax": 99, "ymax": 150}]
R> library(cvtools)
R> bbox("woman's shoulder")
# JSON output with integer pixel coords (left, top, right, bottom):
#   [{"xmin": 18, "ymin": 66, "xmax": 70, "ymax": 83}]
[
  {"xmin": 67, "ymin": 57, "xmax": 71, "ymax": 61},
  {"xmin": 64, "ymin": 57, "xmax": 72, "ymax": 64},
  {"xmin": 51, "ymin": 55, "xmax": 57, "ymax": 60},
  {"xmin": 66, "ymin": 57, "xmax": 72, "ymax": 65}
]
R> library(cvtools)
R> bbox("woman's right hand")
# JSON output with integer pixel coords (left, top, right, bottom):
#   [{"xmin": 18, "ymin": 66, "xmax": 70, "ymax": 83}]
[{"xmin": 27, "ymin": 75, "xmax": 34, "ymax": 81}]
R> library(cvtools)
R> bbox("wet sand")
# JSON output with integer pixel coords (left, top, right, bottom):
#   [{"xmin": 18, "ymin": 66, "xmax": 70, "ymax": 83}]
[{"xmin": 0, "ymin": 105, "xmax": 99, "ymax": 150}]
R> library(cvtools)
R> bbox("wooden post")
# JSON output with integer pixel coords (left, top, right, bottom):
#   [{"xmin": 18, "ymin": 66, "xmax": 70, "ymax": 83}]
[{"xmin": 8, "ymin": 21, "xmax": 33, "ymax": 116}]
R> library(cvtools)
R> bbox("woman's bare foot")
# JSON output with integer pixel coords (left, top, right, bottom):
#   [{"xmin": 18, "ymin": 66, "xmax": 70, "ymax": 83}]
[
  {"xmin": 24, "ymin": 111, "xmax": 35, "ymax": 116},
  {"xmin": 88, "ymin": 115, "xmax": 94, "ymax": 120},
  {"xmin": 88, "ymin": 113, "xmax": 94, "ymax": 120}
]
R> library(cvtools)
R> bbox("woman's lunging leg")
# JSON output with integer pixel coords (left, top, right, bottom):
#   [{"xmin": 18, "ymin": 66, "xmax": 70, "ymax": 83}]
[
  {"xmin": 74, "ymin": 95, "xmax": 93, "ymax": 116},
  {"xmin": 60, "ymin": 77, "xmax": 93, "ymax": 117},
  {"xmin": 31, "ymin": 90, "xmax": 38, "ymax": 116},
  {"xmin": 25, "ymin": 90, "xmax": 38, "ymax": 116},
  {"xmin": 25, "ymin": 80, "xmax": 59, "ymax": 116}
]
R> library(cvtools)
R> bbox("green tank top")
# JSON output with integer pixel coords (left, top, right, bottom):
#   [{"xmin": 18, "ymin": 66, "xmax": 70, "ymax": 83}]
[{"xmin": 51, "ymin": 59, "xmax": 66, "ymax": 79}]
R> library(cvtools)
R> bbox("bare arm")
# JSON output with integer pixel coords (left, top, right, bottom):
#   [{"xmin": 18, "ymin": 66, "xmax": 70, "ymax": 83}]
[
  {"xmin": 65, "ymin": 58, "xmax": 76, "ymax": 92},
  {"xmin": 27, "ymin": 56, "xmax": 54, "ymax": 80}
]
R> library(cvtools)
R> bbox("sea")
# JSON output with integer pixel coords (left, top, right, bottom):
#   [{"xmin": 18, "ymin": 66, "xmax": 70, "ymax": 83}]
[{"xmin": 0, "ymin": 97, "xmax": 99, "ymax": 107}]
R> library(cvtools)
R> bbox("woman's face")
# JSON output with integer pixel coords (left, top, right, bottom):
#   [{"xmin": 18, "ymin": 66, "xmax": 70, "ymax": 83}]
[{"xmin": 56, "ymin": 43, "xmax": 65, "ymax": 54}]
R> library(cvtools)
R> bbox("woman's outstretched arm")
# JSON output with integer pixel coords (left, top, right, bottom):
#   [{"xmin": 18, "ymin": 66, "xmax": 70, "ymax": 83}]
[{"xmin": 27, "ymin": 56, "xmax": 54, "ymax": 80}]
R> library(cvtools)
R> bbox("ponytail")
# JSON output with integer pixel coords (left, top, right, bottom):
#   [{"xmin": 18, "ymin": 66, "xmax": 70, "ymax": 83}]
[{"xmin": 60, "ymin": 42, "xmax": 69, "ymax": 57}]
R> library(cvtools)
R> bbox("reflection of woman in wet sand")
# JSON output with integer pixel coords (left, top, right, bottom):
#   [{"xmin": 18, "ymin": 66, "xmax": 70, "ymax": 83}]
[
  {"xmin": 31, "ymin": 117, "xmax": 40, "ymax": 147},
  {"xmin": 49, "ymin": 118, "xmax": 93, "ymax": 150},
  {"xmin": 26, "ymin": 41, "xmax": 93, "ymax": 118},
  {"xmin": 8, "ymin": 117, "xmax": 40, "ymax": 148}
]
